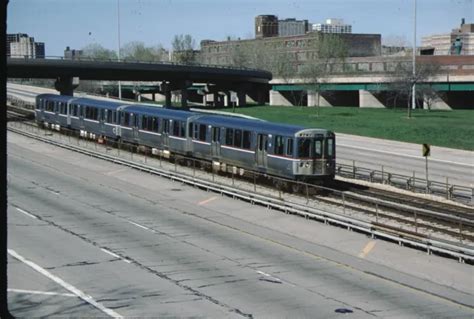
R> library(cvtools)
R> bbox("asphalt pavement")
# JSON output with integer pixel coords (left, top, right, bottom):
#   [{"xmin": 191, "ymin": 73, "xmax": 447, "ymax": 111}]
[{"xmin": 7, "ymin": 131, "xmax": 474, "ymax": 318}]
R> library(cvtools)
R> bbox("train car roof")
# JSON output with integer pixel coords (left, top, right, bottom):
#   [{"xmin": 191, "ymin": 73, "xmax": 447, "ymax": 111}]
[{"xmin": 194, "ymin": 114, "xmax": 328, "ymax": 135}]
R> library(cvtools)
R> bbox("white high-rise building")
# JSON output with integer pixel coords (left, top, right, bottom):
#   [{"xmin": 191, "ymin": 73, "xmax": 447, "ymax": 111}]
[
  {"xmin": 8, "ymin": 33, "xmax": 45, "ymax": 58},
  {"xmin": 312, "ymin": 19, "xmax": 352, "ymax": 34}
]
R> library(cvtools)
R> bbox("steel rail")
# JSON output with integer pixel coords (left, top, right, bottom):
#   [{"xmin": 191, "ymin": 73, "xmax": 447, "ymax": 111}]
[{"xmin": 7, "ymin": 125, "xmax": 474, "ymax": 263}]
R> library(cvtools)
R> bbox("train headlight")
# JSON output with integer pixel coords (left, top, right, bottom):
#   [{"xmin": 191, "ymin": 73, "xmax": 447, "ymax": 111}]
[
  {"xmin": 305, "ymin": 162, "xmax": 310, "ymax": 168},
  {"xmin": 299, "ymin": 162, "xmax": 304, "ymax": 167}
]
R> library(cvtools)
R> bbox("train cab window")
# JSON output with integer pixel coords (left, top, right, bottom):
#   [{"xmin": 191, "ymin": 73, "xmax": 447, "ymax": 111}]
[
  {"xmin": 242, "ymin": 131, "xmax": 251, "ymax": 149},
  {"xmin": 274, "ymin": 135, "xmax": 284, "ymax": 155},
  {"xmin": 234, "ymin": 129, "xmax": 242, "ymax": 148},
  {"xmin": 314, "ymin": 140, "xmax": 322, "ymax": 157},
  {"xmin": 326, "ymin": 138, "xmax": 334, "ymax": 157},
  {"xmin": 286, "ymin": 139, "xmax": 294, "ymax": 156},
  {"xmin": 225, "ymin": 128, "xmax": 234, "ymax": 146},
  {"xmin": 298, "ymin": 138, "xmax": 311, "ymax": 158}
]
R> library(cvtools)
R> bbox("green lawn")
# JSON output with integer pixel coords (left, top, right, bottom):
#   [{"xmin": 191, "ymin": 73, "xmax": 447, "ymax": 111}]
[{"xmin": 211, "ymin": 106, "xmax": 474, "ymax": 151}]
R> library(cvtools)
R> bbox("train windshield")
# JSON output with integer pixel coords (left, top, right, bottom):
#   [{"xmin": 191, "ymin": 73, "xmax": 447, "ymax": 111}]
[{"xmin": 297, "ymin": 138, "xmax": 323, "ymax": 158}]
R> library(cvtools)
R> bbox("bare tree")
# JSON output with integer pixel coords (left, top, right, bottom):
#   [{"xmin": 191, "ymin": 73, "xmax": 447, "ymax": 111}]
[
  {"xmin": 121, "ymin": 41, "xmax": 168, "ymax": 62},
  {"xmin": 387, "ymin": 61, "xmax": 441, "ymax": 117},
  {"xmin": 300, "ymin": 33, "xmax": 348, "ymax": 112},
  {"xmin": 81, "ymin": 43, "xmax": 117, "ymax": 60},
  {"xmin": 172, "ymin": 34, "xmax": 196, "ymax": 64}
]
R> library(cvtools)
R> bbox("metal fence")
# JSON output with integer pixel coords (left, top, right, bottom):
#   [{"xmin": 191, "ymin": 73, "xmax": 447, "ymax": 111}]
[{"xmin": 336, "ymin": 162, "xmax": 473, "ymax": 205}]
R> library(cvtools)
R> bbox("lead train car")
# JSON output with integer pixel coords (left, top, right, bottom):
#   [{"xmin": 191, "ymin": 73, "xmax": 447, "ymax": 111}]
[{"xmin": 35, "ymin": 94, "xmax": 335, "ymax": 182}]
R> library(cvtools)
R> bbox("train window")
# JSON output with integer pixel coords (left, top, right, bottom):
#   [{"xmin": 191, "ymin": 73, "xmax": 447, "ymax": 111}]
[
  {"xmin": 314, "ymin": 140, "xmax": 322, "ymax": 157},
  {"xmin": 243, "ymin": 131, "xmax": 251, "ymax": 149},
  {"xmin": 286, "ymin": 139, "xmax": 294, "ymax": 156},
  {"xmin": 152, "ymin": 117, "xmax": 159, "ymax": 132},
  {"xmin": 141, "ymin": 115, "xmax": 148, "ymax": 129},
  {"xmin": 274, "ymin": 136, "xmax": 284, "ymax": 155},
  {"xmin": 298, "ymin": 138, "xmax": 311, "ymax": 158},
  {"xmin": 225, "ymin": 128, "xmax": 234, "ymax": 146},
  {"xmin": 234, "ymin": 129, "xmax": 242, "ymax": 148},
  {"xmin": 192, "ymin": 123, "xmax": 199, "ymax": 139},
  {"xmin": 327, "ymin": 138, "xmax": 334, "ymax": 157},
  {"xmin": 172, "ymin": 121, "xmax": 180, "ymax": 136},
  {"xmin": 180, "ymin": 121, "xmax": 185, "ymax": 137},
  {"xmin": 134, "ymin": 114, "xmax": 139, "ymax": 127},
  {"xmin": 46, "ymin": 101, "xmax": 54, "ymax": 112},
  {"xmin": 211, "ymin": 127, "xmax": 220, "ymax": 143},
  {"xmin": 163, "ymin": 119, "xmax": 170, "ymax": 133},
  {"xmin": 198, "ymin": 124, "xmax": 207, "ymax": 141}
]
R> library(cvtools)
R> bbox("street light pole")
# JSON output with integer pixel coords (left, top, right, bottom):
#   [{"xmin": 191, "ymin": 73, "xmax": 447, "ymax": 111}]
[
  {"xmin": 411, "ymin": 0, "xmax": 417, "ymax": 112},
  {"xmin": 117, "ymin": 0, "xmax": 122, "ymax": 100}
]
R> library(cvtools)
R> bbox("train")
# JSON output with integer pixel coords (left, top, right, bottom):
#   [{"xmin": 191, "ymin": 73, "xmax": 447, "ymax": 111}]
[{"xmin": 35, "ymin": 94, "xmax": 336, "ymax": 185}]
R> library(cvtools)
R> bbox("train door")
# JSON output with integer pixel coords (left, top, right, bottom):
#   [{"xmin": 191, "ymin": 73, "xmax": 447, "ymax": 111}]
[
  {"xmin": 66, "ymin": 102, "xmax": 72, "ymax": 126},
  {"xmin": 211, "ymin": 126, "xmax": 221, "ymax": 158},
  {"xmin": 99, "ymin": 108, "xmax": 106, "ymax": 135},
  {"xmin": 162, "ymin": 119, "xmax": 170, "ymax": 148},
  {"xmin": 131, "ymin": 113, "xmax": 139, "ymax": 142},
  {"xmin": 256, "ymin": 134, "xmax": 268, "ymax": 168},
  {"xmin": 78, "ymin": 105, "xmax": 84, "ymax": 129}
]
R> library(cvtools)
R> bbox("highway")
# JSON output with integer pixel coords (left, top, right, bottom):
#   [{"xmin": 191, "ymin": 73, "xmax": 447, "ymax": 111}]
[
  {"xmin": 7, "ymin": 131, "xmax": 474, "ymax": 317},
  {"xmin": 7, "ymin": 82, "xmax": 473, "ymax": 189}
]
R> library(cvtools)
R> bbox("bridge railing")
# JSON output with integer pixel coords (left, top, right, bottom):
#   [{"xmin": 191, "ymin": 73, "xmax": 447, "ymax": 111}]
[{"xmin": 7, "ymin": 55, "xmax": 271, "ymax": 75}]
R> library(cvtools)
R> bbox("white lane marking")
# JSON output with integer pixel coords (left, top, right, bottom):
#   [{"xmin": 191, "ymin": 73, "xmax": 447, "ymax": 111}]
[
  {"xmin": 101, "ymin": 248, "xmax": 121, "ymax": 259},
  {"xmin": 128, "ymin": 221, "xmax": 151, "ymax": 231},
  {"xmin": 101, "ymin": 248, "xmax": 131, "ymax": 264},
  {"xmin": 48, "ymin": 190, "xmax": 60, "ymax": 196},
  {"xmin": 16, "ymin": 208, "xmax": 38, "ymax": 220},
  {"xmin": 8, "ymin": 249, "xmax": 123, "ymax": 318},
  {"xmin": 256, "ymin": 270, "xmax": 282, "ymax": 282},
  {"xmin": 338, "ymin": 143, "xmax": 474, "ymax": 167},
  {"xmin": 8, "ymin": 288, "xmax": 76, "ymax": 298}
]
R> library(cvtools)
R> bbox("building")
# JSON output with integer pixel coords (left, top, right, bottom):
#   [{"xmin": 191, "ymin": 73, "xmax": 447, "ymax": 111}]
[
  {"xmin": 278, "ymin": 18, "xmax": 309, "ymax": 37},
  {"xmin": 199, "ymin": 32, "xmax": 381, "ymax": 70},
  {"xmin": 312, "ymin": 19, "xmax": 352, "ymax": 34},
  {"xmin": 422, "ymin": 19, "xmax": 474, "ymax": 55},
  {"xmin": 255, "ymin": 15, "xmax": 279, "ymax": 38},
  {"xmin": 64, "ymin": 46, "xmax": 83, "ymax": 59},
  {"xmin": 7, "ymin": 33, "xmax": 45, "ymax": 58}
]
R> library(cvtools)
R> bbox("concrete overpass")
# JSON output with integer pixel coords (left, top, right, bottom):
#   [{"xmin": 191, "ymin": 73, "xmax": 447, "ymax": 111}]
[
  {"xmin": 270, "ymin": 56, "xmax": 474, "ymax": 109},
  {"xmin": 7, "ymin": 57, "xmax": 272, "ymax": 108}
]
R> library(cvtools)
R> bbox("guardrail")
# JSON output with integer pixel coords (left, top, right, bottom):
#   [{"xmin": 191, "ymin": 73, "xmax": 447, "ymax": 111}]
[
  {"xmin": 7, "ymin": 55, "xmax": 269, "ymax": 74},
  {"xmin": 7, "ymin": 122, "xmax": 474, "ymax": 263},
  {"xmin": 336, "ymin": 162, "xmax": 473, "ymax": 205}
]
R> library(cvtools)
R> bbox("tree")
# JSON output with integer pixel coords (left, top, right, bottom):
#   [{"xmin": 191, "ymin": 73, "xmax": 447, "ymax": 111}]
[
  {"xmin": 387, "ymin": 61, "xmax": 441, "ymax": 117},
  {"xmin": 300, "ymin": 33, "xmax": 348, "ymax": 112},
  {"xmin": 81, "ymin": 43, "xmax": 117, "ymax": 60},
  {"xmin": 171, "ymin": 34, "xmax": 196, "ymax": 64},
  {"xmin": 121, "ymin": 41, "xmax": 168, "ymax": 62}
]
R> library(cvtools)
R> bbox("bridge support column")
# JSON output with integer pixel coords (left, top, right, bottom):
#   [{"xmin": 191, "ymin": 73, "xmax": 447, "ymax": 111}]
[
  {"xmin": 236, "ymin": 91, "xmax": 246, "ymax": 107},
  {"xmin": 307, "ymin": 91, "xmax": 332, "ymax": 107},
  {"xmin": 181, "ymin": 88, "xmax": 188, "ymax": 108},
  {"xmin": 270, "ymin": 90, "xmax": 293, "ymax": 106},
  {"xmin": 359, "ymin": 90, "xmax": 386, "ymax": 108},
  {"xmin": 423, "ymin": 92, "xmax": 452, "ymax": 110},
  {"xmin": 165, "ymin": 91, "xmax": 172, "ymax": 106},
  {"xmin": 224, "ymin": 92, "xmax": 231, "ymax": 107},
  {"xmin": 54, "ymin": 76, "xmax": 79, "ymax": 96}
]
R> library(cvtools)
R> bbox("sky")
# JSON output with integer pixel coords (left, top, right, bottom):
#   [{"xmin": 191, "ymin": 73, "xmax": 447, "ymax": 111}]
[{"xmin": 7, "ymin": 0, "xmax": 474, "ymax": 56}]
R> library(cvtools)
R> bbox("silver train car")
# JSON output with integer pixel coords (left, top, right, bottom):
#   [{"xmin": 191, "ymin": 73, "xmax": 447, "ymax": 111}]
[{"xmin": 35, "ymin": 94, "xmax": 336, "ymax": 182}]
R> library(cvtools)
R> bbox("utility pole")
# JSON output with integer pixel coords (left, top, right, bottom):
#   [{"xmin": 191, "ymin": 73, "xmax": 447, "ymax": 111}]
[
  {"xmin": 117, "ymin": 0, "xmax": 122, "ymax": 100},
  {"xmin": 411, "ymin": 0, "xmax": 417, "ymax": 115}
]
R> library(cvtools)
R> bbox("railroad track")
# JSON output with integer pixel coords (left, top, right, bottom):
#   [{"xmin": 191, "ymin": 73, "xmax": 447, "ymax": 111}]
[{"xmin": 6, "ymin": 117, "xmax": 474, "ymax": 263}]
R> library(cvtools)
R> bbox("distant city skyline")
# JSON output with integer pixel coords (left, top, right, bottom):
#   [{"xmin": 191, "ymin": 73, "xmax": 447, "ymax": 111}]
[{"xmin": 7, "ymin": 0, "xmax": 474, "ymax": 56}]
